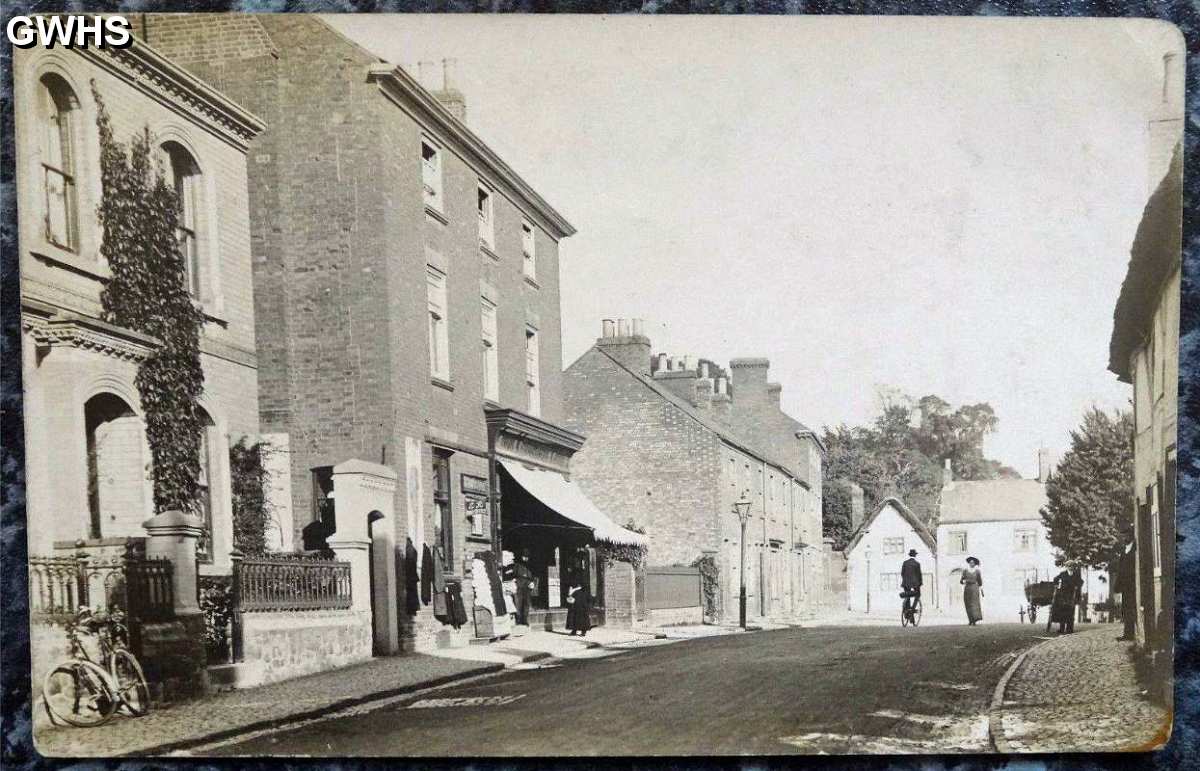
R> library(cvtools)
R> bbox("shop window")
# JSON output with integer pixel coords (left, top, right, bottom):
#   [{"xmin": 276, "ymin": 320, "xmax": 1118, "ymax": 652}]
[
  {"xmin": 433, "ymin": 451, "xmax": 453, "ymax": 563},
  {"xmin": 40, "ymin": 74, "xmax": 79, "ymax": 251}
]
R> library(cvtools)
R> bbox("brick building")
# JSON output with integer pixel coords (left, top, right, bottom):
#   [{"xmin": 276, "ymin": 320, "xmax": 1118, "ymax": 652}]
[
  {"xmin": 563, "ymin": 320, "xmax": 828, "ymax": 624},
  {"xmin": 139, "ymin": 15, "xmax": 642, "ymax": 652},
  {"xmin": 15, "ymin": 33, "xmax": 264, "ymax": 573}
]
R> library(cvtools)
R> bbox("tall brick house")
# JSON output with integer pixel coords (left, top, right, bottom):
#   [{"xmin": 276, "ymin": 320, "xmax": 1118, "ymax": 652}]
[
  {"xmin": 563, "ymin": 320, "xmax": 828, "ymax": 624},
  {"xmin": 15, "ymin": 34, "xmax": 264, "ymax": 573},
  {"xmin": 139, "ymin": 15, "xmax": 642, "ymax": 651}
]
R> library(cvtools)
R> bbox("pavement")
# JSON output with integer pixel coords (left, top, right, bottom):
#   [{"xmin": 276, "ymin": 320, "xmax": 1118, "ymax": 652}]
[
  {"xmin": 991, "ymin": 625, "xmax": 1171, "ymax": 753},
  {"xmin": 32, "ymin": 625, "xmax": 666, "ymax": 758}
]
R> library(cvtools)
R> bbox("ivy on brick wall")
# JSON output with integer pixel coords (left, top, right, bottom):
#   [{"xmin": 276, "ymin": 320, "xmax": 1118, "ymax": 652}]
[
  {"xmin": 229, "ymin": 438, "xmax": 278, "ymax": 555},
  {"xmin": 690, "ymin": 553, "xmax": 721, "ymax": 623},
  {"xmin": 92, "ymin": 82, "xmax": 206, "ymax": 516},
  {"xmin": 596, "ymin": 521, "xmax": 648, "ymax": 571}
]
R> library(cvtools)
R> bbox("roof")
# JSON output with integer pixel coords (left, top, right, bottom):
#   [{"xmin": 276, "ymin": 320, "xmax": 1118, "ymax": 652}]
[
  {"xmin": 844, "ymin": 497, "xmax": 937, "ymax": 555},
  {"xmin": 937, "ymin": 478, "xmax": 1048, "ymax": 526},
  {"xmin": 592, "ymin": 347, "xmax": 809, "ymax": 488},
  {"xmin": 1108, "ymin": 144, "xmax": 1183, "ymax": 381}
]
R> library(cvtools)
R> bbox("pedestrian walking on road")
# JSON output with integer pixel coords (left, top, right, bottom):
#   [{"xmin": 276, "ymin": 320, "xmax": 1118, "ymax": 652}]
[
  {"xmin": 961, "ymin": 557, "xmax": 984, "ymax": 625},
  {"xmin": 1049, "ymin": 567, "xmax": 1080, "ymax": 635}
]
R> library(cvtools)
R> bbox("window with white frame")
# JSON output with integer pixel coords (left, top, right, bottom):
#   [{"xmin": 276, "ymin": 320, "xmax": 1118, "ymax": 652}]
[
  {"xmin": 481, "ymin": 299, "xmax": 499, "ymax": 402},
  {"xmin": 40, "ymin": 74, "xmax": 79, "ymax": 251},
  {"xmin": 948, "ymin": 530, "xmax": 967, "ymax": 555},
  {"xmin": 164, "ymin": 142, "xmax": 202, "ymax": 297},
  {"xmin": 521, "ymin": 220, "xmax": 536, "ymax": 279},
  {"xmin": 524, "ymin": 326, "xmax": 540, "ymax": 416},
  {"xmin": 882, "ymin": 537, "xmax": 905, "ymax": 555},
  {"xmin": 427, "ymin": 267, "xmax": 449, "ymax": 379},
  {"xmin": 421, "ymin": 139, "xmax": 443, "ymax": 211},
  {"xmin": 477, "ymin": 184, "xmax": 494, "ymax": 249},
  {"xmin": 1013, "ymin": 527, "xmax": 1037, "ymax": 552}
]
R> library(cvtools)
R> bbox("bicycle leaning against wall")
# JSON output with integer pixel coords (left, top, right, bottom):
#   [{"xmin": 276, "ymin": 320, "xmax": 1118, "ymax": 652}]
[{"xmin": 41, "ymin": 607, "xmax": 150, "ymax": 727}]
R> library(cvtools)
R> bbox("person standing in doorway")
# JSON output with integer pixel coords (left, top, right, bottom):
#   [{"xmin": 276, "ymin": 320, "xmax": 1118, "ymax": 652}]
[
  {"xmin": 512, "ymin": 549, "xmax": 534, "ymax": 626},
  {"xmin": 565, "ymin": 557, "xmax": 592, "ymax": 636},
  {"xmin": 961, "ymin": 557, "xmax": 984, "ymax": 625}
]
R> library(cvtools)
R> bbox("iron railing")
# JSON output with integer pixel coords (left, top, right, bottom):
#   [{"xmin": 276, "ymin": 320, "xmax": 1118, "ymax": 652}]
[
  {"xmin": 28, "ymin": 549, "xmax": 174, "ymax": 624},
  {"xmin": 236, "ymin": 553, "xmax": 352, "ymax": 612}
]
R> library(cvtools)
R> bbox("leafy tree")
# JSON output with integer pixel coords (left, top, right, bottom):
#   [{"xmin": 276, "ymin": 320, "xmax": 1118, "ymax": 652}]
[
  {"xmin": 821, "ymin": 479, "xmax": 855, "ymax": 550},
  {"xmin": 821, "ymin": 388, "xmax": 1016, "ymax": 530},
  {"xmin": 93, "ymin": 84, "xmax": 206, "ymax": 516},
  {"xmin": 1040, "ymin": 408, "xmax": 1134, "ymax": 570}
]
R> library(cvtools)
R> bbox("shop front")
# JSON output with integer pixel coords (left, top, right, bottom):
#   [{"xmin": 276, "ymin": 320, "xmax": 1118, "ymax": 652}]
[{"xmin": 485, "ymin": 408, "xmax": 645, "ymax": 631}]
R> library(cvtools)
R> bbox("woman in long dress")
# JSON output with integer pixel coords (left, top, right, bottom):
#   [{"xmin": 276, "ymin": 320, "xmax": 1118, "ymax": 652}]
[
  {"xmin": 565, "ymin": 581, "xmax": 592, "ymax": 636},
  {"xmin": 961, "ymin": 557, "xmax": 984, "ymax": 625}
]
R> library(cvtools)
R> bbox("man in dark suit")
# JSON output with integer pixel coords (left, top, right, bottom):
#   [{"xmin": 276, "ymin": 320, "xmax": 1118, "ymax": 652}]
[{"xmin": 901, "ymin": 549, "xmax": 923, "ymax": 618}]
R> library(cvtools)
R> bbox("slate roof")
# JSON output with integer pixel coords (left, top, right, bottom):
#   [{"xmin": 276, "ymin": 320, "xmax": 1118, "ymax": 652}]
[
  {"xmin": 937, "ymin": 478, "xmax": 1048, "ymax": 525},
  {"xmin": 844, "ymin": 496, "xmax": 937, "ymax": 555}
]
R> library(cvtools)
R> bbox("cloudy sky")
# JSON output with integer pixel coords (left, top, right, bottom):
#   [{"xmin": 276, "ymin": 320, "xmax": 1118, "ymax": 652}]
[{"xmin": 328, "ymin": 14, "xmax": 1181, "ymax": 478}]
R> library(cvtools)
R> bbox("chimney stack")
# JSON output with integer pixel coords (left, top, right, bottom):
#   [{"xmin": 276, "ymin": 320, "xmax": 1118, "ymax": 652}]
[
  {"xmin": 596, "ymin": 317, "xmax": 652, "ymax": 375},
  {"xmin": 432, "ymin": 58, "xmax": 467, "ymax": 122},
  {"xmin": 729, "ymin": 358, "xmax": 770, "ymax": 403},
  {"xmin": 1037, "ymin": 448, "xmax": 1054, "ymax": 483},
  {"xmin": 942, "ymin": 458, "xmax": 953, "ymax": 488},
  {"xmin": 767, "ymin": 382, "xmax": 782, "ymax": 407},
  {"xmin": 601, "ymin": 319, "xmax": 616, "ymax": 338},
  {"xmin": 849, "ymin": 483, "xmax": 865, "ymax": 529}
]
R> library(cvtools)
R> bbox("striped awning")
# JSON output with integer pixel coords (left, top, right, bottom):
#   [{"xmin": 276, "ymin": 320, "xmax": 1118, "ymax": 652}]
[{"xmin": 498, "ymin": 460, "xmax": 647, "ymax": 547}]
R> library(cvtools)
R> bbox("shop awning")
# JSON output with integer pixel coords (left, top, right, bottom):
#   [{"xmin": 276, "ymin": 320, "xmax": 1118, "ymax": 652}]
[{"xmin": 498, "ymin": 460, "xmax": 648, "ymax": 547}]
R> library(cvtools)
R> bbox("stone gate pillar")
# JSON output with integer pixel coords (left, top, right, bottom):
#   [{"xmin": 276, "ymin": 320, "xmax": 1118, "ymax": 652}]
[
  {"xmin": 142, "ymin": 509, "xmax": 204, "ymax": 616},
  {"xmin": 330, "ymin": 459, "xmax": 400, "ymax": 655}
]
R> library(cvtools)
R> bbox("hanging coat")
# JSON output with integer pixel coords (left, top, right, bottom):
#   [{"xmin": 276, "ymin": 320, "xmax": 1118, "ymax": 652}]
[
  {"xmin": 446, "ymin": 581, "xmax": 468, "ymax": 629},
  {"xmin": 405, "ymin": 537, "xmax": 420, "ymax": 615},
  {"xmin": 432, "ymin": 545, "xmax": 447, "ymax": 594},
  {"xmin": 421, "ymin": 544, "xmax": 435, "ymax": 605}
]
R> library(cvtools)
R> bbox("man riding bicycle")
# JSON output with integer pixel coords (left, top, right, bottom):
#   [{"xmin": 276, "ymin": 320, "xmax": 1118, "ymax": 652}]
[{"xmin": 901, "ymin": 549, "xmax": 922, "ymax": 619}]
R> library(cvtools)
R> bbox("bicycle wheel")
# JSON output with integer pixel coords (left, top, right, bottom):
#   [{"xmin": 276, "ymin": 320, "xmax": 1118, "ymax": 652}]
[
  {"xmin": 912, "ymin": 600, "xmax": 922, "ymax": 627},
  {"xmin": 110, "ymin": 649, "xmax": 150, "ymax": 717},
  {"xmin": 901, "ymin": 603, "xmax": 911, "ymax": 627},
  {"xmin": 42, "ymin": 660, "xmax": 117, "ymax": 727}
]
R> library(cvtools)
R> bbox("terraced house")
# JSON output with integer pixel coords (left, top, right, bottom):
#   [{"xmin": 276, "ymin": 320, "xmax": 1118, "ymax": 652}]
[
  {"xmin": 139, "ymin": 14, "xmax": 642, "ymax": 657},
  {"xmin": 563, "ymin": 321, "xmax": 828, "ymax": 626}
]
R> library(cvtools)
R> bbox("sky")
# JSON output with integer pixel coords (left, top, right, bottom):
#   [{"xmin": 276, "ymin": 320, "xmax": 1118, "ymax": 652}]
[{"xmin": 327, "ymin": 14, "xmax": 1182, "ymax": 479}]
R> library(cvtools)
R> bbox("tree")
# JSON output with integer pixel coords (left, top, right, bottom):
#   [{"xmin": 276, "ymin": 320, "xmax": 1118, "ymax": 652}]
[
  {"xmin": 229, "ymin": 438, "xmax": 278, "ymax": 555},
  {"xmin": 1041, "ymin": 408, "xmax": 1134, "ymax": 570},
  {"xmin": 821, "ymin": 387, "xmax": 1015, "ymax": 531},
  {"xmin": 822, "ymin": 480, "xmax": 855, "ymax": 550}
]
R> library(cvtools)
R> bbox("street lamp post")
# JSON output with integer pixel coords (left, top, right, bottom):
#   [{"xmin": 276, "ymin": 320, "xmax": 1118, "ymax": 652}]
[
  {"xmin": 864, "ymin": 544, "xmax": 873, "ymax": 615},
  {"xmin": 733, "ymin": 492, "xmax": 753, "ymax": 630}
]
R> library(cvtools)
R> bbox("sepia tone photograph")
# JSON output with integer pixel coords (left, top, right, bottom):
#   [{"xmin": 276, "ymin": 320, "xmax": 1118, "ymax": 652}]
[{"xmin": 12, "ymin": 12, "xmax": 1182, "ymax": 758}]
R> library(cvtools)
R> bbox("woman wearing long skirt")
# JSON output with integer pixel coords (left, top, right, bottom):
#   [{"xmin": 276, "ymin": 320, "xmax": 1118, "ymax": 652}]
[
  {"xmin": 961, "ymin": 557, "xmax": 984, "ymax": 625},
  {"xmin": 565, "ymin": 582, "xmax": 592, "ymax": 636}
]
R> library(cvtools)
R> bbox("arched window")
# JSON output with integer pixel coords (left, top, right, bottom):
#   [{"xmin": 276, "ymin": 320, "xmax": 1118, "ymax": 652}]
[
  {"xmin": 196, "ymin": 408, "xmax": 215, "ymax": 562},
  {"xmin": 163, "ymin": 142, "xmax": 202, "ymax": 297},
  {"xmin": 40, "ymin": 74, "xmax": 79, "ymax": 250}
]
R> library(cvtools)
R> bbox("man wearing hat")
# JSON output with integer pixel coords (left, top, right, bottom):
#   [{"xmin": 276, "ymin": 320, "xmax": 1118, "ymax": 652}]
[{"xmin": 901, "ymin": 548, "xmax": 923, "ymax": 618}]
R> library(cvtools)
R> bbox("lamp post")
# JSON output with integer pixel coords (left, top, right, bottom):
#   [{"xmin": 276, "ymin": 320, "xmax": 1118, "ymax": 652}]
[
  {"xmin": 865, "ymin": 544, "xmax": 872, "ymax": 615},
  {"xmin": 733, "ymin": 492, "xmax": 753, "ymax": 630}
]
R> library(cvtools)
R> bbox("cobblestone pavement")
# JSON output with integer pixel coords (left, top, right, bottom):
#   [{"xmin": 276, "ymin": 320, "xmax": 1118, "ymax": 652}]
[
  {"xmin": 993, "ymin": 625, "xmax": 1170, "ymax": 753},
  {"xmin": 34, "ymin": 653, "xmax": 500, "ymax": 758}
]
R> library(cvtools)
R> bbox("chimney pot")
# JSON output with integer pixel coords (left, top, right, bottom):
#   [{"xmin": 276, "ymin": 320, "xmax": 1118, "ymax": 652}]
[
  {"xmin": 700, "ymin": 362, "xmax": 710, "ymax": 378},
  {"xmin": 617, "ymin": 319, "xmax": 630, "ymax": 337},
  {"xmin": 943, "ymin": 458, "xmax": 953, "ymax": 487},
  {"xmin": 418, "ymin": 60, "xmax": 437, "ymax": 88},
  {"xmin": 632, "ymin": 318, "xmax": 644, "ymax": 337},
  {"xmin": 602, "ymin": 319, "xmax": 615, "ymax": 338},
  {"xmin": 656, "ymin": 353, "xmax": 668, "ymax": 372}
]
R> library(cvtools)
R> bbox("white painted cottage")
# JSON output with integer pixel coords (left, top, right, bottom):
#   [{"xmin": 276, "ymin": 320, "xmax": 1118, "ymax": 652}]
[{"xmin": 844, "ymin": 497, "xmax": 937, "ymax": 614}]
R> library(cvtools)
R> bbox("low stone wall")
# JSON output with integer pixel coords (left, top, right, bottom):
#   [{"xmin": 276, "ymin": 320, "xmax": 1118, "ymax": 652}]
[
  {"xmin": 241, "ymin": 610, "xmax": 372, "ymax": 686},
  {"xmin": 646, "ymin": 605, "xmax": 703, "ymax": 627}
]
